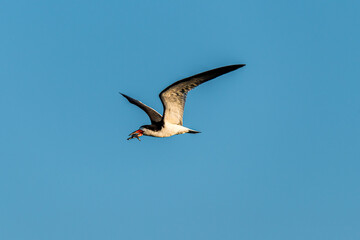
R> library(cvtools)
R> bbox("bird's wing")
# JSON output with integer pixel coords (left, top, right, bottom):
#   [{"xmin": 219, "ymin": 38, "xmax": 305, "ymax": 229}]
[
  {"xmin": 120, "ymin": 93, "xmax": 162, "ymax": 124},
  {"xmin": 159, "ymin": 64, "xmax": 245, "ymax": 125}
]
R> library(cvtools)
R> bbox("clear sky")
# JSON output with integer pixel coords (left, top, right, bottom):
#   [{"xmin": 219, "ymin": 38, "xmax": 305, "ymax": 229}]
[{"xmin": 1, "ymin": 0, "xmax": 359, "ymax": 239}]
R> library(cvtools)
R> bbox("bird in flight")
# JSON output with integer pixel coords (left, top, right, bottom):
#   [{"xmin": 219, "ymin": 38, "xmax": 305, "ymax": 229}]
[{"xmin": 120, "ymin": 64, "xmax": 245, "ymax": 141}]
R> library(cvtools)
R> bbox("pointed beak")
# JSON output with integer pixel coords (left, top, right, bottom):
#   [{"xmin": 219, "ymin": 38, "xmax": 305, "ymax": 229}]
[{"xmin": 127, "ymin": 129, "xmax": 144, "ymax": 141}]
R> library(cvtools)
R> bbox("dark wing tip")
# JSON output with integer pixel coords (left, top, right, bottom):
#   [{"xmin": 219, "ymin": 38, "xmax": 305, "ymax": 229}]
[
  {"xmin": 119, "ymin": 92, "xmax": 131, "ymax": 101},
  {"xmin": 229, "ymin": 64, "xmax": 246, "ymax": 70},
  {"xmin": 119, "ymin": 93, "xmax": 137, "ymax": 104},
  {"xmin": 208, "ymin": 64, "xmax": 246, "ymax": 76},
  {"xmin": 205, "ymin": 64, "xmax": 246, "ymax": 79}
]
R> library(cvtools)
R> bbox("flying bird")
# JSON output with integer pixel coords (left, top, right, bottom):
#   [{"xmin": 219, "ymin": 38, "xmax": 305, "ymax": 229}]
[{"xmin": 120, "ymin": 64, "xmax": 245, "ymax": 141}]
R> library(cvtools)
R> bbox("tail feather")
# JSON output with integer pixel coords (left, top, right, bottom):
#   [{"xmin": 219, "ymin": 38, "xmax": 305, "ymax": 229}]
[{"xmin": 187, "ymin": 130, "xmax": 201, "ymax": 134}]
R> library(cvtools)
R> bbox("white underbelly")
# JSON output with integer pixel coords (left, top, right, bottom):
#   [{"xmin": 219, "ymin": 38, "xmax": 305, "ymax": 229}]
[{"xmin": 145, "ymin": 123, "xmax": 190, "ymax": 138}]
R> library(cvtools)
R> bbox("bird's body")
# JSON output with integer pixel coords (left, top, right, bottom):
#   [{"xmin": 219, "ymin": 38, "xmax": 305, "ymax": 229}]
[
  {"xmin": 121, "ymin": 64, "xmax": 245, "ymax": 141},
  {"xmin": 142, "ymin": 123, "xmax": 194, "ymax": 138}
]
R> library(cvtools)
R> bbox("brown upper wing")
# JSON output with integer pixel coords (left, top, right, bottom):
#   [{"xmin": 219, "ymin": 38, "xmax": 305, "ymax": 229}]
[{"xmin": 159, "ymin": 64, "xmax": 245, "ymax": 125}]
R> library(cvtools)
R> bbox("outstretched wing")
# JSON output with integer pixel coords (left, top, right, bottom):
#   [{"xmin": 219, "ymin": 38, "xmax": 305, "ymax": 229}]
[
  {"xmin": 159, "ymin": 64, "xmax": 245, "ymax": 125},
  {"xmin": 120, "ymin": 93, "xmax": 162, "ymax": 124}
]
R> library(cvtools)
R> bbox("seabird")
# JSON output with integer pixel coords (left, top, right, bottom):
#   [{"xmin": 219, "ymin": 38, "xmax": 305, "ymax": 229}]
[{"xmin": 120, "ymin": 64, "xmax": 245, "ymax": 141}]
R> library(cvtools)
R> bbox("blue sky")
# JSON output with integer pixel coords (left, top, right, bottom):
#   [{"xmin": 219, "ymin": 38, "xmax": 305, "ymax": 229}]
[{"xmin": 1, "ymin": 0, "xmax": 359, "ymax": 239}]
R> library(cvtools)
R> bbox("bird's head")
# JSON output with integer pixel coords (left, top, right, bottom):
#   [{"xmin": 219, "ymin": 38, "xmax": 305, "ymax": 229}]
[{"xmin": 127, "ymin": 128, "xmax": 144, "ymax": 141}]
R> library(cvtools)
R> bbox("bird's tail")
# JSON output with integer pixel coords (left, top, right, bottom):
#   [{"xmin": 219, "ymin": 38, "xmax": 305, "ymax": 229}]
[{"xmin": 187, "ymin": 130, "xmax": 201, "ymax": 134}]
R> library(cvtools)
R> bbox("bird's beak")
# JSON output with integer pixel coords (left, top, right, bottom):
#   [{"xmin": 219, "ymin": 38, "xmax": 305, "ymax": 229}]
[{"xmin": 127, "ymin": 129, "xmax": 144, "ymax": 141}]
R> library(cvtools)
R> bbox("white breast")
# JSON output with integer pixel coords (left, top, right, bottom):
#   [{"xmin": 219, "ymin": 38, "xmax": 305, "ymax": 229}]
[{"xmin": 143, "ymin": 123, "xmax": 191, "ymax": 138}]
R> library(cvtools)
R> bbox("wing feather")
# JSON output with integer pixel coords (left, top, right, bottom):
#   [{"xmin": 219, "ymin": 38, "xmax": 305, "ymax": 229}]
[
  {"xmin": 120, "ymin": 93, "xmax": 162, "ymax": 124},
  {"xmin": 159, "ymin": 64, "xmax": 245, "ymax": 125}
]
